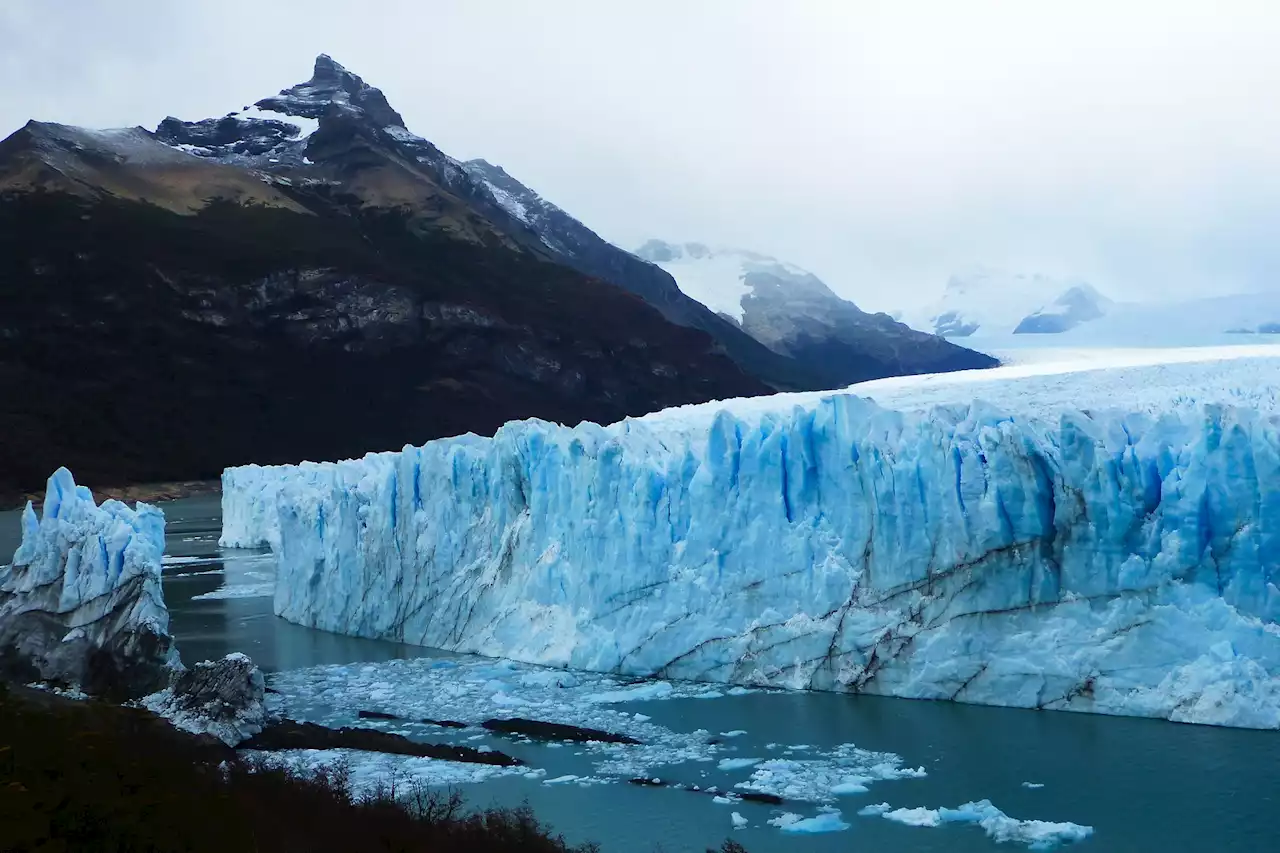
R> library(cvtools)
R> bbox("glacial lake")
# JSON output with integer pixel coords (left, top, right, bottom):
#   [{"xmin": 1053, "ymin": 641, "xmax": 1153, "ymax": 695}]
[{"xmin": 4, "ymin": 494, "xmax": 1279, "ymax": 852}]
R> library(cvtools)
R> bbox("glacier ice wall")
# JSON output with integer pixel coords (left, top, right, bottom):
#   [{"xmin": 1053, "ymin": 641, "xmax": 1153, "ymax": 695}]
[
  {"xmin": 1, "ymin": 467, "xmax": 175, "ymax": 697},
  {"xmin": 226, "ymin": 393, "xmax": 1280, "ymax": 727}
]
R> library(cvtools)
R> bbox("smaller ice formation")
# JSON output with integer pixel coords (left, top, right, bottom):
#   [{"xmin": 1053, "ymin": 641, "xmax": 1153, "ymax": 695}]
[
  {"xmin": 861, "ymin": 799, "xmax": 1093, "ymax": 850},
  {"xmin": 0, "ymin": 468, "xmax": 175, "ymax": 699},
  {"xmin": 767, "ymin": 808, "xmax": 850, "ymax": 833},
  {"xmin": 143, "ymin": 652, "xmax": 267, "ymax": 746}
]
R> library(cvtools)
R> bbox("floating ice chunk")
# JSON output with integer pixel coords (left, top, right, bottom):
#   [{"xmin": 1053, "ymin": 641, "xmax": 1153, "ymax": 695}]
[
  {"xmin": 191, "ymin": 581, "xmax": 275, "ymax": 600},
  {"xmin": 858, "ymin": 803, "xmax": 891, "ymax": 816},
  {"xmin": 242, "ymin": 748, "xmax": 525, "ymax": 796},
  {"xmin": 582, "ymin": 682, "xmax": 675, "ymax": 703},
  {"xmin": 719, "ymin": 730, "xmax": 747, "ymax": 737},
  {"xmin": 712, "ymin": 795, "xmax": 739, "ymax": 804},
  {"xmin": 941, "ymin": 800, "xmax": 1093, "ymax": 849},
  {"xmin": 518, "ymin": 669, "xmax": 580, "ymax": 689},
  {"xmin": 867, "ymin": 799, "xmax": 1093, "ymax": 849},
  {"xmin": 736, "ymin": 745, "xmax": 926, "ymax": 803},
  {"xmin": 718, "ymin": 758, "xmax": 762, "ymax": 770},
  {"xmin": 1022, "ymin": 781, "xmax": 1046, "ymax": 789},
  {"xmin": 542, "ymin": 775, "xmax": 579, "ymax": 784},
  {"xmin": 730, "ymin": 811, "xmax": 748, "ymax": 829},
  {"xmin": 883, "ymin": 806, "xmax": 943, "ymax": 827},
  {"xmin": 769, "ymin": 808, "xmax": 850, "ymax": 833},
  {"xmin": 830, "ymin": 780, "xmax": 871, "ymax": 794}
]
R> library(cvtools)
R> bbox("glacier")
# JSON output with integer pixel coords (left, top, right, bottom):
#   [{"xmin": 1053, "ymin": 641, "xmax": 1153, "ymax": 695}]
[
  {"xmin": 224, "ymin": 351, "xmax": 1280, "ymax": 728},
  {"xmin": 0, "ymin": 467, "xmax": 175, "ymax": 697}
]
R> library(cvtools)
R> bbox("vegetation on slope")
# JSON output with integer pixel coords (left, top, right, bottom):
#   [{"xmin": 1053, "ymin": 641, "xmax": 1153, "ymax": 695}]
[
  {"xmin": 0, "ymin": 190, "xmax": 766, "ymax": 501},
  {"xmin": 0, "ymin": 682, "xmax": 751, "ymax": 853}
]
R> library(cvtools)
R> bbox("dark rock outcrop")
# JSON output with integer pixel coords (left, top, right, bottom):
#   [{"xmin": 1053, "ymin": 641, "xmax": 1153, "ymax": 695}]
[
  {"xmin": 481, "ymin": 717, "xmax": 641, "ymax": 744},
  {"xmin": 142, "ymin": 653, "xmax": 266, "ymax": 746},
  {"xmin": 357, "ymin": 709, "xmax": 468, "ymax": 727}
]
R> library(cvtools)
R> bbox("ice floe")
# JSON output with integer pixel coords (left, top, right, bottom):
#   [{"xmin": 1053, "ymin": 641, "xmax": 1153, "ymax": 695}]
[
  {"xmin": 242, "ymin": 747, "xmax": 526, "ymax": 796},
  {"xmin": 863, "ymin": 799, "xmax": 1092, "ymax": 849}
]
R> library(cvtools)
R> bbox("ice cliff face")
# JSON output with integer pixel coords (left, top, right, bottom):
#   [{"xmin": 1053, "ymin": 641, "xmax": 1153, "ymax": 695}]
[
  {"xmin": 0, "ymin": 468, "xmax": 175, "ymax": 698},
  {"xmin": 225, "ymin": 356, "xmax": 1280, "ymax": 728}
]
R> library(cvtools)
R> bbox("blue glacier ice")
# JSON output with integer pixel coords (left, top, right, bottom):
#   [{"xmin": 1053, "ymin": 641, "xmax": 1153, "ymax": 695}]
[
  {"xmin": 222, "ymin": 354, "xmax": 1280, "ymax": 728},
  {"xmin": 1, "ymin": 467, "xmax": 175, "ymax": 696}
]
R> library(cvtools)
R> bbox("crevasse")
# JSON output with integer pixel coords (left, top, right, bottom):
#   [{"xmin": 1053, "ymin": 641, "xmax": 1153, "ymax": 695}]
[{"xmin": 224, "ymin": 387, "xmax": 1280, "ymax": 728}]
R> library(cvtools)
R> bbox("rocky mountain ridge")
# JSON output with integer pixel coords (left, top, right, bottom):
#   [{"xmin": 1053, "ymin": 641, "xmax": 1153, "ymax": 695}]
[
  {"xmin": 0, "ymin": 54, "xmax": 999, "ymax": 497},
  {"xmin": 635, "ymin": 240, "xmax": 998, "ymax": 387}
]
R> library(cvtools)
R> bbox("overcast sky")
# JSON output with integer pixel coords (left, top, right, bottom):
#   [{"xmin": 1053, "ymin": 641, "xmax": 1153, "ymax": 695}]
[{"xmin": 4, "ymin": 1, "xmax": 1279, "ymax": 309}]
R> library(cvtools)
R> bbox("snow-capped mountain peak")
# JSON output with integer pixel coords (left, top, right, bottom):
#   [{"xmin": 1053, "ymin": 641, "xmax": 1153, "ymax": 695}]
[
  {"xmin": 256, "ymin": 54, "xmax": 406, "ymax": 128},
  {"xmin": 633, "ymin": 240, "xmax": 836, "ymax": 322},
  {"xmin": 635, "ymin": 239, "xmax": 997, "ymax": 386}
]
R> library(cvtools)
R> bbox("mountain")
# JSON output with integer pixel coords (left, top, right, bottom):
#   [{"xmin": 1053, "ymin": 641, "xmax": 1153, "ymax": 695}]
[
  {"xmin": 453, "ymin": 161, "xmax": 820, "ymax": 390},
  {"xmin": 0, "ymin": 56, "xmax": 772, "ymax": 500},
  {"xmin": 633, "ymin": 241, "xmax": 997, "ymax": 387},
  {"xmin": 149, "ymin": 57, "xmax": 813, "ymax": 391},
  {"xmin": 1012, "ymin": 283, "xmax": 1112, "ymax": 334},
  {"xmin": 902, "ymin": 267, "xmax": 1111, "ymax": 337}
]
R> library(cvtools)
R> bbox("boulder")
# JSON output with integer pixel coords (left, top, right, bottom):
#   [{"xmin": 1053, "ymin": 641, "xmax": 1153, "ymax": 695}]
[{"xmin": 143, "ymin": 652, "xmax": 266, "ymax": 746}]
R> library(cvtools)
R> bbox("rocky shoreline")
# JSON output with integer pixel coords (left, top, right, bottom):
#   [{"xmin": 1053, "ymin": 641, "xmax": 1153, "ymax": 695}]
[{"xmin": 2, "ymin": 479, "xmax": 221, "ymax": 512}]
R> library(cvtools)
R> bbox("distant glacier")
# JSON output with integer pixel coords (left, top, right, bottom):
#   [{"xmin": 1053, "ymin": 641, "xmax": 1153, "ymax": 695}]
[{"xmin": 223, "ymin": 349, "xmax": 1280, "ymax": 728}]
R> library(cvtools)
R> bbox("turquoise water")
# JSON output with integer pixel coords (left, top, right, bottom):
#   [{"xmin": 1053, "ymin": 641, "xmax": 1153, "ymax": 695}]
[{"xmin": 4, "ymin": 496, "xmax": 1278, "ymax": 852}]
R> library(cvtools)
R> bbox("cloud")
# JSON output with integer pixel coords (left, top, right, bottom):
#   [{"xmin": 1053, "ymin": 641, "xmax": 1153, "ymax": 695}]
[{"xmin": 3, "ymin": 0, "xmax": 1279, "ymax": 307}]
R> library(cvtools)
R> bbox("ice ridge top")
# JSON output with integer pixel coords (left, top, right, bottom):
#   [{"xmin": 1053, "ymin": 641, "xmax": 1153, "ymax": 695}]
[{"xmin": 225, "ymin": 353, "xmax": 1280, "ymax": 728}]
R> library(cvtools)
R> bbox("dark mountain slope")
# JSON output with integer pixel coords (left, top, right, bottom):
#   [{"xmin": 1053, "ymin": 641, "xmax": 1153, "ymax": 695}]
[
  {"xmin": 460, "ymin": 159, "xmax": 818, "ymax": 390},
  {"xmin": 0, "ymin": 186, "xmax": 764, "ymax": 500},
  {"xmin": 154, "ymin": 55, "xmax": 821, "ymax": 390},
  {"xmin": 0, "ymin": 121, "xmax": 304, "ymax": 213}
]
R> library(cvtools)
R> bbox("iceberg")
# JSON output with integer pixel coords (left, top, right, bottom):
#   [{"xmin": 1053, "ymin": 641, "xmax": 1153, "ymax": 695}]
[
  {"xmin": 224, "ymin": 353, "xmax": 1280, "ymax": 727},
  {"xmin": 1, "ymin": 468, "xmax": 175, "ymax": 698},
  {"xmin": 865, "ymin": 800, "xmax": 1093, "ymax": 848},
  {"xmin": 874, "ymin": 799, "xmax": 1093, "ymax": 849}
]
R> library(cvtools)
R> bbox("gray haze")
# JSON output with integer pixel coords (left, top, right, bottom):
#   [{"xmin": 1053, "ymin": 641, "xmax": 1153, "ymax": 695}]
[{"xmin": 4, "ymin": 0, "xmax": 1279, "ymax": 310}]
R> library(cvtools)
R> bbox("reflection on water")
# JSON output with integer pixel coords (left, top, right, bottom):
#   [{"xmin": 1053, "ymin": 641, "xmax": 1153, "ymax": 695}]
[{"xmin": 3, "ymin": 494, "xmax": 1279, "ymax": 852}]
